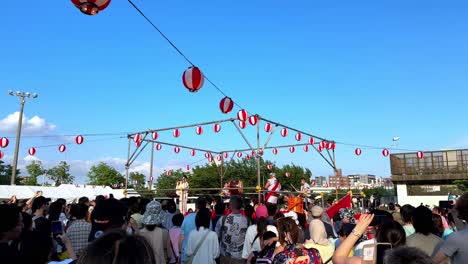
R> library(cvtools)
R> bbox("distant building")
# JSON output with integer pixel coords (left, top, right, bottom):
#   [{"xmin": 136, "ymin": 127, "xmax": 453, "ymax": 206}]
[
  {"xmin": 329, "ymin": 176, "xmax": 350, "ymax": 188},
  {"xmin": 314, "ymin": 176, "xmax": 327, "ymax": 186},
  {"xmin": 348, "ymin": 174, "xmax": 377, "ymax": 186}
]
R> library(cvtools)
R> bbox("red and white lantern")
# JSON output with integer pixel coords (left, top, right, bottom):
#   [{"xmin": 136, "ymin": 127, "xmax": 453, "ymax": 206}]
[
  {"xmin": 102, "ymin": 185, "xmax": 106, "ymax": 188},
  {"xmin": 285, "ymin": 172, "xmax": 291, "ymax": 178},
  {"xmin": 236, "ymin": 152, "xmax": 243, "ymax": 158},
  {"xmin": 295, "ymin": 133, "xmax": 302, "ymax": 141},
  {"xmin": 272, "ymin": 148, "xmax": 278, "ymax": 155},
  {"xmin": 134, "ymin": 133, "xmax": 141, "ymax": 143},
  {"xmin": 237, "ymin": 109, "xmax": 248, "ymax": 121},
  {"xmin": 166, "ymin": 170, "xmax": 172, "ymax": 176},
  {"xmin": 251, "ymin": 150, "xmax": 256, "ymax": 156},
  {"xmin": 71, "ymin": 0, "xmax": 111, "ymax": 16},
  {"xmin": 239, "ymin": 121, "xmax": 246, "ymax": 129},
  {"xmin": 416, "ymin": 151, "xmax": 424, "ymax": 159},
  {"xmin": 264, "ymin": 123, "xmax": 272, "ymax": 132},
  {"xmin": 113, "ymin": 183, "xmax": 117, "ymax": 188},
  {"xmin": 173, "ymin": 129, "xmax": 180, "ymax": 138},
  {"xmin": 304, "ymin": 145, "xmax": 309, "ymax": 152},
  {"xmin": 267, "ymin": 164, "xmax": 273, "ymax": 170},
  {"xmin": 213, "ymin": 124, "xmax": 221, "ymax": 133},
  {"xmin": 156, "ymin": 144, "xmax": 162, "ymax": 150},
  {"xmin": 219, "ymin": 96, "xmax": 234, "ymax": 114},
  {"xmin": 308, "ymin": 137, "xmax": 315, "ymax": 145},
  {"xmin": 224, "ymin": 152, "xmax": 229, "ymax": 159},
  {"xmin": 319, "ymin": 141, "xmax": 326, "ymax": 149},
  {"xmin": 280, "ymin": 128, "xmax": 288, "ymax": 137},
  {"xmin": 355, "ymin": 148, "xmax": 362, "ymax": 156},
  {"xmin": 205, "ymin": 152, "xmax": 211, "ymax": 159},
  {"xmin": 245, "ymin": 154, "xmax": 251, "ymax": 160},
  {"xmin": 311, "ymin": 181, "xmax": 316, "ymax": 187},
  {"xmin": 182, "ymin": 66, "xmax": 204, "ymax": 92},
  {"xmin": 289, "ymin": 146, "xmax": 295, "ymax": 153},
  {"xmin": 152, "ymin": 132, "xmax": 158, "ymax": 140},
  {"xmin": 0, "ymin": 151, "xmax": 3, "ymax": 159},
  {"xmin": 248, "ymin": 115, "xmax": 258, "ymax": 126},
  {"xmin": 0, "ymin": 137, "xmax": 9, "ymax": 148},
  {"xmin": 149, "ymin": 176, "xmax": 154, "ymax": 182},
  {"xmin": 28, "ymin": 147, "xmax": 36, "ymax": 156},
  {"xmin": 120, "ymin": 182, "xmax": 124, "ymax": 187},
  {"xmin": 190, "ymin": 149, "xmax": 196, "ymax": 156},
  {"xmin": 217, "ymin": 155, "xmax": 223, "ymax": 161},
  {"xmin": 135, "ymin": 140, "xmax": 142, "ymax": 147},
  {"xmin": 58, "ymin": 144, "xmax": 66, "ymax": 153},
  {"xmin": 196, "ymin": 126, "xmax": 203, "ymax": 135},
  {"xmin": 382, "ymin": 149, "xmax": 390, "ymax": 157},
  {"xmin": 133, "ymin": 180, "xmax": 138, "ymax": 185},
  {"xmin": 174, "ymin": 147, "xmax": 180, "ymax": 153},
  {"xmin": 330, "ymin": 142, "xmax": 336, "ymax": 150},
  {"xmin": 186, "ymin": 165, "xmax": 190, "ymax": 171},
  {"xmin": 75, "ymin": 135, "xmax": 84, "ymax": 145},
  {"xmin": 317, "ymin": 145, "xmax": 323, "ymax": 152}
]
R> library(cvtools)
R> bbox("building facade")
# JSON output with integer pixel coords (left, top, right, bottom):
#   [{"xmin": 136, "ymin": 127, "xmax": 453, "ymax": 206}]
[
  {"xmin": 348, "ymin": 174, "xmax": 377, "ymax": 186},
  {"xmin": 329, "ymin": 176, "xmax": 350, "ymax": 188},
  {"xmin": 314, "ymin": 176, "xmax": 327, "ymax": 187}
]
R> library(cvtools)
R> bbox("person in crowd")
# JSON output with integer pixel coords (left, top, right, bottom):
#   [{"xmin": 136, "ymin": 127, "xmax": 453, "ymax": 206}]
[
  {"xmin": 186, "ymin": 208, "xmax": 219, "ymax": 263},
  {"xmin": 88, "ymin": 198, "xmax": 127, "ymax": 242},
  {"xmin": 168, "ymin": 213, "xmax": 183, "ymax": 264},
  {"xmin": 212, "ymin": 201, "xmax": 225, "ymax": 230},
  {"xmin": 400, "ymin": 204, "xmax": 416, "ymax": 237},
  {"xmin": 273, "ymin": 217, "xmax": 322, "ymax": 263},
  {"xmin": 384, "ymin": 246, "xmax": 434, "ymax": 264},
  {"xmin": 242, "ymin": 205, "xmax": 278, "ymax": 260},
  {"xmin": 78, "ymin": 231, "xmax": 155, "ymax": 264},
  {"xmin": 162, "ymin": 199, "xmax": 177, "ymax": 230},
  {"xmin": 216, "ymin": 195, "xmax": 248, "ymax": 264},
  {"xmin": 335, "ymin": 223, "xmax": 356, "ymax": 255},
  {"xmin": 376, "ymin": 220, "xmax": 406, "ymax": 247},
  {"xmin": 432, "ymin": 207, "xmax": 450, "ymax": 230},
  {"xmin": 264, "ymin": 173, "xmax": 281, "ymax": 204},
  {"xmin": 249, "ymin": 231, "xmax": 277, "ymax": 263},
  {"xmin": 66, "ymin": 204, "xmax": 91, "ymax": 257},
  {"xmin": 407, "ymin": 206, "xmax": 442, "ymax": 256},
  {"xmin": 32, "ymin": 196, "xmax": 52, "ymax": 234},
  {"xmin": 266, "ymin": 204, "xmax": 277, "ymax": 225},
  {"xmin": 18, "ymin": 230, "xmax": 77, "ymax": 264},
  {"xmin": 128, "ymin": 202, "xmax": 143, "ymax": 231},
  {"xmin": 48, "ymin": 201, "xmax": 65, "ymax": 224},
  {"xmin": 433, "ymin": 193, "xmax": 468, "ymax": 264},
  {"xmin": 139, "ymin": 200, "xmax": 171, "ymax": 263},
  {"xmin": 306, "ymin": 205, "xmax": 334, "ymax": 262},
  {"xmin": 431, "ymin": 214, "xmax": 444, "ymax": 238},
  {"xmin": 245, "ymin": 204, "xmax": 255, "ymax": 226},
  {"xmin": 441, "ymin": 212, "xmax": 456, "ymax": 240},
  {"xmin": 0, "ymin": 204, "xmax": 23, "ymax": 263},
  {"xmin": 180, "ymin": 197, "xmax": 209, "ymax": 263},
  {"xmin": 353, "ymin": 209, "xmax": 393, "ymax": 256}
]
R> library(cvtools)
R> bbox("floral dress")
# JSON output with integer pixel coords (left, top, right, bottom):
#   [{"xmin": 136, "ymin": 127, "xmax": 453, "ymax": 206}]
[{"xmin": 273, "ymin": 244, "xmax": 322, "ymax": 264}]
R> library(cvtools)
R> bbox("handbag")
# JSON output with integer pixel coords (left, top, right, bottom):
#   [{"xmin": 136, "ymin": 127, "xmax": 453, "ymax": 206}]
[{"xmin": 186, "ymin": 230, "xmax": 210, "ymax": 264}]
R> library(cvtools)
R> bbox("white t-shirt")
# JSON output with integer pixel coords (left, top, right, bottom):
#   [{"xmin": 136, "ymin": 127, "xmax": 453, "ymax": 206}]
[
  {"xmin": 266, "ymin": 178, "xmax": 281, "ymax": 204},
  {"xmin": 354, "ymin": 238, "xmax": 376, "ymax": 257},
  {"xmin": 242, "ymin": 224, "xmax": 278, "ymax": 259},
  {"xmin": 186, "ymin": 227, "xmax": 220, "ymax": 264},
  {"xmin": 300, "ymin": 183, "xmax": 310, "ymax": 193}
]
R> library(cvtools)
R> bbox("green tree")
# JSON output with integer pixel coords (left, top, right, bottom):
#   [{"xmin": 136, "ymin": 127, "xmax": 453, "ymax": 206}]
[
  {"xmin": 88, "ymin": 162, "xmax": 125, "ymax": 186},
  {"xmin": 47, "ymin": 161, "xmax": 74, "ymax": 185},
  {"xmin": 0, "ymin": 160, "xmax": 22, "ymax": 185},
  {"xmin": 25, "ymin": 161, "xmax": 46, "ymax": 186},
  {"xmin": 129, "ymin": 172, "xmax": 146, "ymax": 189},
  {"xmin": 454, "ymin": 180, "xmax": 468, "ymax": 193},
  {"xmin": 154, "ymin": 169, "xmax": 186, "ymax": 197}
]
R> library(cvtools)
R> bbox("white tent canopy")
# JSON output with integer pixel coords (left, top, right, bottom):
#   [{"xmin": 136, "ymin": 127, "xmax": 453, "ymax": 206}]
[{"xmin": 0, "ymin": 184, "xmax": 139, "ymax": 202}]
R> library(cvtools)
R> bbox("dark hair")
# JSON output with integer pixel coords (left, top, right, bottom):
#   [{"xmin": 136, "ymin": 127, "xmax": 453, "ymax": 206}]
[
  {"xmin": 256, "ymin": 216, "xmax": 268, "ymax": 241},
  {"xmin": 412, "ymin": 206, "xmax": 433, "ymax": 235},
  {"xmin": 455, "ymin": 193, "xmax": 468, "ymax": 221},
  {"xmin": 21, "ymin": 212, "xmax": 33, "ymax": 232},
  {"xmin": 78, "ymin": 231, "xmax": 156, "ymax": 264},
  {"xmin": 47, "ymin": 201, "xmax": 63, "ymax": 222},
  {"xmin": 229, "ymin": 195, "xmax": 243, "ymax": 210},
  {"xmin": 166, "ymin": 199, "xmax": 177, "ymax": 214},
  {"xmin": 79, "ymin": 196, "xmax": 90, "ymax": 205},
  {"xmin": 244, "ymin": 204, "xmax": 254, "ymax": 225},
  {"xmin": 0, "ymin": 204, "xmax": 21, "ymax": 239},
  {"xmin": 431, "ymin": 214, "xmax": 444, "ymax": 237},
  {"xmin": 70, "ymin": 204, "xmax": 89, "ymax": 220},
  {"xmin": 56, "ymin": 198, "xmax": 66, "ymax": 206},
  {"xmin": 383, "ymin": 246, "xmax": 434, "ymax": 264},
  {"xmin": 195, "ymin": 208, "xmax": 211, "ymax": 230},
  {"xmin": 376, "ymin": 220, "xmax": 406, "ymax": 247},
  {"xmin": 277, "ymin": 217, "xmax": 300, "ymax": 245},
  {"xmin": 196, "ymin": 197, "xmax": 207, "ymax": 210},
  {"xmin": 172, "ymin": 213, "xmax": 184, "ymax": 227},
  {"xmin": 89, "ymin": 199, "xmax": 126, "ymax": 241},
  {"xmin": 267, "ymin": 204, "xmax": 277, "ymax": 217},
  {"xmin": 400, "ymin": 205, "xmax": 415, "ymax": 224},
  {"xmin": 18, "ymin": 230, "xmax": 53, "ymax": 264},
  {"xmin": 388, "ymin": 203, "xmax": 396, "ymax": 211},
  {"xmin": 31, "ymin": 196, "xmax": 49, "ymax": 212},
  {"xmin": 145, "ymin": 225, "xmax": 157, "ymax": 231},
  {"xmin": 338, "ymin": 223, "xmax": 356, "ymax": 238},
  {"xmin": 215, "ymin": 202, "xmax": 225, "ymax": 215},
  {"xmin": 370, "ymin": 209, "xmax": 393, "ymax": 227},
  {"xmin": 333, "ymin": 212, "xmax": 342, "ymax": 222},
  {"xmin": 95, "ymin": 195, "xmax": 105, "ymax": 203}
]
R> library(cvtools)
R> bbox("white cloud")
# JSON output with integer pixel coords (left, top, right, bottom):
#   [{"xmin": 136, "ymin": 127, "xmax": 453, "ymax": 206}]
[{"xmin": 0, "ymin": 112, "xmax": 56, "ymax": 134}]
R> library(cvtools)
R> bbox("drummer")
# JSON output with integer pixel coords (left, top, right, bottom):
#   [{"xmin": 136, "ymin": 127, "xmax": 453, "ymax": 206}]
[
  {"xmin": 264, "ymin": 172, "xmax": 281, "ymax": 204},
  {"xmin": 300, "ymin": 178, "xmax": 311, "ymax": 197}
]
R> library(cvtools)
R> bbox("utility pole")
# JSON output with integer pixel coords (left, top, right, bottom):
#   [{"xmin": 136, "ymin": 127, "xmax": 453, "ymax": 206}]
[{"xmin": 8, "ymin": 90, "xmax": 38, "ymax": 185}]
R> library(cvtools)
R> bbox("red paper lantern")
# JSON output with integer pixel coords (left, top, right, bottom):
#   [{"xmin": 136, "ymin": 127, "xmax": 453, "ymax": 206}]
[
  {"xmin": 245, "ymin": 154, "xmax": 251, "ymax": 160},
  {"xmin": 58, "ymin": 144, "xmax": 66, "ymax": 153},
  {"xmin": 149, "ymin": 176, "xmax": 154, "ymax": 182},
  {"xmin": 133, "ymin": 180, "xmax": 138, "ymax": 185},
  {"xmin": 320, "ymin": 141, "xmax": 326, "ymax": 149},
  {"xmin": 272, "ymin": 148, "xmax": 278, "ymax": 155},
  {"xmin": 0, "ymin": 137, "xmax": 9, "ymax": 148},
  {"xmin": 224, "ymin": 152, "xmax": 229, "ymax": 158},
  {"xmin": 134, "ymin": 133, "xmax": 141, "ymax": 143},
  {"xmin": 28, "ymin": 147, "xmax": 36, "ymax": 156},
  {"xmin": 251, "ymin": 150, "xmax": 256, "ymax": 156},
  {"xmin": 174, "ymin": 147, "xmax": 180, "ymax": 153},
  {"xmin": 208, "ymin": 156, "xmax": 214, "ymax": 162},
  {"xmin": 173, "ymin": 129, "xmax": 180, "ymax": 138},
  {"xmin": 190, "ymin": 149, "xmax": 196, "ymax": 156},
  {"xmin": 236, "ymin": 152, "xmax": 243, "ymax": 158},
  {"xmin": 205, "ymin": 152, "xmax": 211, "ymax": 158},
  {"xmin": 264, "ymin": 123, "xmax": 272, "ymax": 132},
  {"xmin": 318, "ymin": 145, "xmax": 323, "ymax": 152},
  {"xmin": 295, "ymin": 133, "xmax": 302, "ymax": 141},
  {"xmin": 182, "ymin": 66, "xmax": 204, "ymax": 92},
  {"xmin": 196, "ymin": 126, "xmax": 203, "ymax": 135},
  {"xmin": 156, "ymin": 143, "xmax": 162, "ymax": 150},
  {"xmin": 382, "ymin": 149, "xmax": 390, "ymax": 157},
  {"xmin": 75, "ymin": 135, "xmax": 84, "ymax": 145},
  {"xmin": 289, "ymin": 146, "xmax": 295, "ymax": 153},
  {"xmin": 152, "ymin": 131, "xmax": 158, "ymax": 140},
  {"xmin": 239, "ymin": 120, "xmax": 246, "ymax": 129},
  {"xmin": 285, "ymin": 172, "xmax": 291, "ymax": 178},
  {"xmin": 330, "ymin": 142, "xmax": 336, "ymax": 150},
  {"xmin": 416, "ymin": 151, "xmax": 424, "ymax": 159},
  {"xmin": 186, "ymin": 165, "xmax": 190, "ymax": 170},
  {"xmin": 219, "ymin": 96, "xmax": 234, "ymax": 114},
  {"xmin": 237, "ymin": 109, "xmax": 248, "ymax": 121},
  {"xmin": 135, "ymin": 140, "xmax": 142, "ymax": 147},
  {"xmin": 355, "ymin": 148, "xmax": 362, "ymax": 156},
  {"xmin": 217, "ymin": 155, "xmax": 223, "ymax": 161},
  {"xmin": 304, "ymin": 145, "xmax": 309, "ymax": 152},
  {"xmin": 0, "ymin": 151, "xmax": 3, "ymax": 159},
  {"xmin": 214, "ymin": 124, "xmax": 221, "ymax": 133},
  {"xmin": 248, "ymin": 115, "xmax": 258, "ymax": 126},
  {"xmin": 71, "ymin": 0, "xmax": 111, "ymax": 16},
  {"xmin": 280, "ymin": 128, "xmax": 288, "ymax": 137},
  {"xmin": 166, "ymin": 170, "xmax": 172, "ymax": 176},
  {"xmin": 113, "ymin": 183, "xmax": 117, "ymax": 188},
  {"xmin": 311, "ymin": 181, "xmax": 316, "ymax": 187},
  {"xmin": 267, "ymin": 164, "xmax": 273, "ymax": 170},
  {"xmin": 309, "ymin": 137, "xmax": 315, "ymax": 145}
]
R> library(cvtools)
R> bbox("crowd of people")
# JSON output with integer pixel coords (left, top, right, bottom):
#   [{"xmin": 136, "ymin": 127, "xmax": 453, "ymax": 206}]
[{"xmin": 1, "ymin": 188, "xmax": 467, "ymax": 264}]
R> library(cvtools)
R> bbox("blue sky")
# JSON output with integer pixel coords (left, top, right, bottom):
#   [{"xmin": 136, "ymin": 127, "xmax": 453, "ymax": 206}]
[{"xmin": 0, "ymin": 1, "xmax": 467, "ymax": 184}]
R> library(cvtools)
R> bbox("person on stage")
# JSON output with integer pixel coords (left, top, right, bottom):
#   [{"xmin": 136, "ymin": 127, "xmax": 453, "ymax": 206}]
[
  {"xmin": 300, "ymin": 178, "xmax": 311, "ymax": 197},
  {"xmin": 264, "ymin": 172, "xmax": 281, "ymax": 204},
  {"xmin": 177, "ymin": 175, "xmax": 189, "ymax": 214}
]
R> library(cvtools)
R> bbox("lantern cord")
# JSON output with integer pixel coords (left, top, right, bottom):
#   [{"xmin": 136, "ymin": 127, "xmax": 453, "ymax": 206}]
[{"xmin": 127, "ymin": 0, "xmax": 195, "ymax": 67}]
